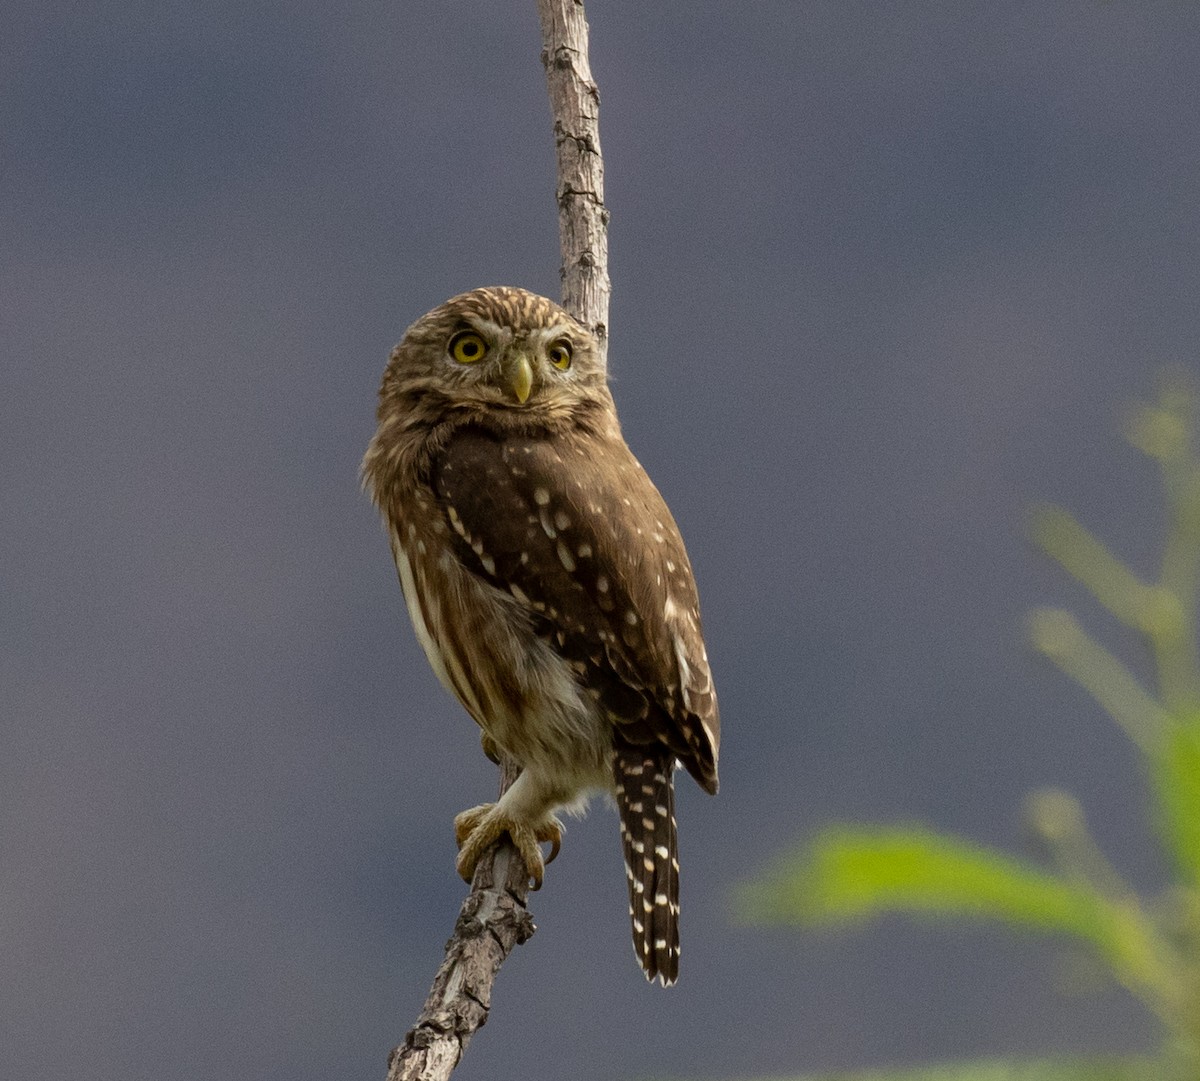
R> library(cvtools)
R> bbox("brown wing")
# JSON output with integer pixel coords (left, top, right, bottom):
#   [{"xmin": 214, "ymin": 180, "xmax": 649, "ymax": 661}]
[{"xmin": 429, "ymin": 424, "xmax": 719, "ymax": 793}]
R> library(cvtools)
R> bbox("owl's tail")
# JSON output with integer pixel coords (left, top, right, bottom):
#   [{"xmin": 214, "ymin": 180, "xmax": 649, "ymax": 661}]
[{"xmin": 614, "ymin": 749, "xmax": 679, "ymax": 986}]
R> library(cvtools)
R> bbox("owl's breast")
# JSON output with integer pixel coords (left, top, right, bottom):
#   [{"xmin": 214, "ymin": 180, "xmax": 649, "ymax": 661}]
[{"xmin": 387, "ymin": 501, "xmax": 611, "ymax": 788}]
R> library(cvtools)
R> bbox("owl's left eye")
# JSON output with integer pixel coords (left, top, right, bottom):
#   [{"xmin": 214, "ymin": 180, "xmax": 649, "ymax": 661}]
[
  {"xmin": 449, "ymin": 331, "xmax": 488, "ymax": 364},
  {"xmin": 548, "ymin": 339, "xmax": 573, "ymax": 371}
]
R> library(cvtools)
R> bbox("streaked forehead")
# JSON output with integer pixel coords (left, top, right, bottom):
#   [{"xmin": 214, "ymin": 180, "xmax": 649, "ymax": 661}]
[{"xmin": 434, "ymin": 287, "xmax": 577, "ymax": 331}]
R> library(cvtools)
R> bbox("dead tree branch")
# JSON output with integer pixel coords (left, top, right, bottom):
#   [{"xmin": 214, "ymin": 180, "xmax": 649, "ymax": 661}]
[
  {"xmin": 386, "ymin": 762, "xmax": 534, "ymax": 1081},
  {"xmin": 538, "ymin": 0, "xmax": 611, "ymax": 347},
  {"xmin": 385, "ymin": 5, "xmax": 608, "ymax": 1078}
]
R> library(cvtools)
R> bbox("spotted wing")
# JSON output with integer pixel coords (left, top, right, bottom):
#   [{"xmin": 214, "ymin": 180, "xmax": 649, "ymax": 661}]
[{"xmin": 429, "ymin": 424, "xmax": 719, "ymax": 793}]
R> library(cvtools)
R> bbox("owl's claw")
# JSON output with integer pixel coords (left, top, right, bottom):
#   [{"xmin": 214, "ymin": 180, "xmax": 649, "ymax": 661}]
[{"xmin": 454, "ymin": 803, "xmax": 564, "ymax": 889}]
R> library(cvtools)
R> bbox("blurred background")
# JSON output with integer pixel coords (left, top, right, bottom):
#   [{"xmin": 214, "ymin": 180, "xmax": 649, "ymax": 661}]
[{"xmin": 4, "ymin": 3, "xmax": 1199, "ymax": 1079}]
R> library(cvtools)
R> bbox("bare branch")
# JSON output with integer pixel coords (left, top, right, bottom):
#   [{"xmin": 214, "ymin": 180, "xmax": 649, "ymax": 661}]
[
  {"xmin": 386, "ymin": 762, "xmax": 535, "ymax": 1081},
  {"xmin": 385, "ymin": 4, "xmax": 607, "ymax": 1077},
  {"xmin": 538, "ymin": 0, "xmax": 611, "ymax": 354}
]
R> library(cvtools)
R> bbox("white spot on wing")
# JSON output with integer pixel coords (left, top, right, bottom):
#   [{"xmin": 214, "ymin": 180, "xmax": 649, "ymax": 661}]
[{"xmin": 673, "ymin": 631, "xmax": 694, "ymax": 711}]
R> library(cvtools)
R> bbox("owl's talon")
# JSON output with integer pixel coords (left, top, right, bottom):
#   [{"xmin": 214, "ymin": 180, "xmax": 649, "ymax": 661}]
[
  {"xmin": 454, "ymin": 803, "xmax": 494, "ymax": 849},
  {"xmin": 453, "ymin": 804, "xmax": 564, "ymax": 889}
]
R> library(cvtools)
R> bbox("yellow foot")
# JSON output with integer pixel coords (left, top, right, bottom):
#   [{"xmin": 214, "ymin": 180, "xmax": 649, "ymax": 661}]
[{"xmin": 453, "ymin": 803, "xmax": 563, "ymax": 889}]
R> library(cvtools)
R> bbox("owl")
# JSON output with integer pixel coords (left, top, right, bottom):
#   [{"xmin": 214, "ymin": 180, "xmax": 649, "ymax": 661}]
[{"xmin": 362, "ymin": 287, "xmax": 719, "ymax": 985}]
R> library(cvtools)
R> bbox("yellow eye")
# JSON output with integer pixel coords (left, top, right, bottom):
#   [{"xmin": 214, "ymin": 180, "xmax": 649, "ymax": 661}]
[
  {"xmin": 548, "ymin": 339, "xmax": 573, "ymax": 370},
  {"xmin": 449, "ymin": 331, "xmax": 487, "ymax": 364}
]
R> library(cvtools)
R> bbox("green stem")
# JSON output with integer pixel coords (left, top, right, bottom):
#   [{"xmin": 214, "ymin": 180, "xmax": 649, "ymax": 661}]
[
  {"xmin": 1029, "ymin": 609, "xmax": 1170, "ymax": 753},
  {"xmin": 1154, "ymin": 457, "xmax": 1200, "ymax": 713}
]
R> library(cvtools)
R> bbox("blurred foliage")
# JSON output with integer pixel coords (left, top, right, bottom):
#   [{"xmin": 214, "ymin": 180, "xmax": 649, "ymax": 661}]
[
  {"xmin": 733, "ymin": 1053, "xmax": 1157, "ymax": 1081},
  {"xmin": 737, "ymin": 380, "xmax": 1200, "ymax": 1081}
]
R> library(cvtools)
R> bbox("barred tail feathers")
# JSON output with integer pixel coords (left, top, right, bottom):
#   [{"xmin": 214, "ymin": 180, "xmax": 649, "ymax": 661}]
[{"xmin": 614, "ymin": 750, "xmax": 679, "ymax": 985}]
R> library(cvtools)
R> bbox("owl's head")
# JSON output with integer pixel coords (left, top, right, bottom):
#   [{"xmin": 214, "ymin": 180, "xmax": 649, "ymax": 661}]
[{"xmin": 380, "ymin": 287, "xmax": 609, "ymax": 420}]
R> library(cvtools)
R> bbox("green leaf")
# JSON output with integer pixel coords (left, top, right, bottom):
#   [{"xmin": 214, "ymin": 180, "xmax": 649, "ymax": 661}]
[
  {"xmin": 736, "ymin": 826, "xmax": 1168, "ymax": 998},
  {"xmin": 727, "ymin": 1054, "xmax": 1160, "ymax": 1081},
  {"xmin": 739, "ymin": 826, "xmax": 1105, "ymax": 932}
]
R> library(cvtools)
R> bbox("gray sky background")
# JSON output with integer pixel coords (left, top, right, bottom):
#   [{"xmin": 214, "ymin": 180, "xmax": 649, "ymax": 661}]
[{"xmin": 4, "ymin": 3, "xmax": 1199, "ymax": 1079}]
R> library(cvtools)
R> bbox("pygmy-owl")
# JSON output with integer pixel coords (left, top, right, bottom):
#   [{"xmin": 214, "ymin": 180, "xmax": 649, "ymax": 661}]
[{"xmin": 362, "ymin": 287, "xmax": 719, "ymax": 985}]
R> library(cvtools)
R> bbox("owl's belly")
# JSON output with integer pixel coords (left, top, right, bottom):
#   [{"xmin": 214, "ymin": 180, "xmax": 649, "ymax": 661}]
[{"xmin": 391, "ymin": 530, "xmax": 612, "ymax": 796}]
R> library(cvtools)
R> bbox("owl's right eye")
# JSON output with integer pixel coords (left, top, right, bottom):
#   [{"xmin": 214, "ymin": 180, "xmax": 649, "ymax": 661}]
[{"xmin": 449, "ymin": 332, "xmax": 488, "ymax": 364}]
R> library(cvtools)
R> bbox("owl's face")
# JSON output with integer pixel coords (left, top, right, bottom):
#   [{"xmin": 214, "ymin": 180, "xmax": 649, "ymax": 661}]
[{"xmin": 383, "ymin": 287, "xmax": 608, "ymax": 414}]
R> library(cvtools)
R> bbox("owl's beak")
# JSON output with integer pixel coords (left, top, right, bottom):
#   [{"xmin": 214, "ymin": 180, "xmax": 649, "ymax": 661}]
[{"xmin": 508, "ymin": 353, "xmax": 534, "ymax": 404}]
